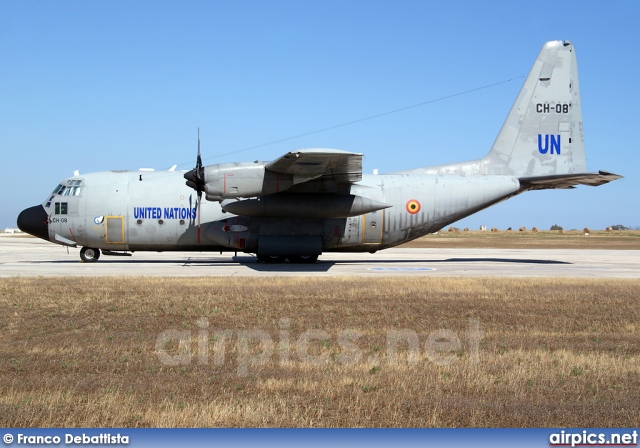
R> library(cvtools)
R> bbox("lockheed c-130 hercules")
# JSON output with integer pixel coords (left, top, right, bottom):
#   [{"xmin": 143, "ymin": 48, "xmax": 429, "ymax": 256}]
[{"xmin": 17, "ymin": 41, "xmax": 621, "ymax": 263}]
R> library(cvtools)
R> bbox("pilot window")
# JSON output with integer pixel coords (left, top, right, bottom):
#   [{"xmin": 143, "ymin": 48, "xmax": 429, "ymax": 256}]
[
  {"xmin": 46, "ymin": 180, "xmax": 83, "ymax": 208},
  {"xmin": 58, "ymin": 180, "xmax": 83, "ymax": 196},
  {"xmin": 46, "ymin": 184, "xmax": 64, "ymax": 207}
]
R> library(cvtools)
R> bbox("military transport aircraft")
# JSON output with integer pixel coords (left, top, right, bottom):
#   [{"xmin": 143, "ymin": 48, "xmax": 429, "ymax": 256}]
[{"xmin": 17, "ymin": 41, "xmax": 621, "ymax": 263}]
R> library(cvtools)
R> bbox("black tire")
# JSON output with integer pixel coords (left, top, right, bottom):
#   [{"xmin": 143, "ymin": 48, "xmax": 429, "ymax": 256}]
[
  {"xmin": 288, "ymin": 254, "xmax": 318, "ymax": 264},
  {"xmin": 257, "ymin": 254, "xmax": 286, "ymax": 264},
  {"xmin": 80, "ymin": 247, "xmax": 101, "ymax": 263}
]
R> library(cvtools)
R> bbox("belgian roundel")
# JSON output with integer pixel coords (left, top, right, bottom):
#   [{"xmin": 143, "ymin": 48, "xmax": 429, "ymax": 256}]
[{"xmin": 406, "ymin": 199, "xmax": 421, "ymax": 214}]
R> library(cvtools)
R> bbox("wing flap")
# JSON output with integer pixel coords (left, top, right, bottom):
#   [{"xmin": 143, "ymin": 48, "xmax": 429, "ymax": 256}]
[
  {"xmin": 266, "ymin": 148, "xmax": 363, "ymax": 184},
  {"xmin": 519, "ymin": 171, "xmax": 623, "ymax": 190}
]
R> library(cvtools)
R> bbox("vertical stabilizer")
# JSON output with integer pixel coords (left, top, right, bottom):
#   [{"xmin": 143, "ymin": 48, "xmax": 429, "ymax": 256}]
[
  {"xmin": 394, "ymin": 40, "xmax": 620, "ymax": 187},
  {"xmin": 484, "ymin": 40, "xmax": 585, "ymax": 176}
]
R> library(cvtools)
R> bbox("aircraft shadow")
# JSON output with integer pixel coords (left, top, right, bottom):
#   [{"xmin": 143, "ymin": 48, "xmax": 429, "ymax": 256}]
[
  {"xmin": 229, "ymin": 256, "xmax": 572, "ymax": 272},
  {"xmin": 441, "ymin": 257, "xmax": 571, "ymax": 265},
  {"xmin": 232, "ymin": 257, "xmax": 335, "ymax": 273},
  {"xmin": 301, "ymin": 257, "xmax": 571, "ymax": 265}
]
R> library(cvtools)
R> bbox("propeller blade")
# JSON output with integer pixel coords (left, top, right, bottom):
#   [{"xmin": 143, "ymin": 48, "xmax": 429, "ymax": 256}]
[
  {"xmin": 197, "ymin": 129, "xmax": 202, "ymax": 243},
  {"xmin": 196, "ymin": 128, "xmax": 202, "ymax": 181},
  {"xmin": 184, "ymin": 128, "xmax": 205, "ymax": 194},
  {"xmin": 196, "ymin": 128, "xmax": 202, "ymax": 168},
  {"xmin": 183, "ymin": 128, "xmax": 205, "ymax": 243},
  {"xmin": 197, "ymin": 189, "xmax": 202, "ymax": 244}
]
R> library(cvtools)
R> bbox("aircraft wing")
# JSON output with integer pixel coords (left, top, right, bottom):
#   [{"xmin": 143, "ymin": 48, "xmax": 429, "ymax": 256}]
[
  {"xmin": 265, "ymin": 148, "xmax": 363, "ymax": 184},
  {"xmin": 519, "ymin": 171, "xmax": 623, "ymax": 190}
]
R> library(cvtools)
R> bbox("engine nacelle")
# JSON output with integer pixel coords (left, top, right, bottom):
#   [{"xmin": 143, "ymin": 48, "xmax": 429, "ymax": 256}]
[
  {"xmin": 203, "ymin": 162, "xmax": 293, "ymax": 201},
  {"xmin": 222, "ymin": 193, "xmax": 391, "ymax": 219}
]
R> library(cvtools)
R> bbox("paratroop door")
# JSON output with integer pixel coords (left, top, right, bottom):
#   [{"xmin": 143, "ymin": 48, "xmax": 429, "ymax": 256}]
[
  {"xmin": 362, "ymin": 210, "xmax": 383, "ymax": 244},
  {"xmin": 105, "ymin": 216, "xmax": 125, "ymax": 244}
]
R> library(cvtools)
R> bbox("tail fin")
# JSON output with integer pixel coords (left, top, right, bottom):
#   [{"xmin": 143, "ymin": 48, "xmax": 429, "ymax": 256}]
[
  {"xmin": 401, "ymin": 41, "xmax": 621, "ymax": 187},
  {"xmin": 485, "ymin": 40, "xmax": 585, "ymax": 176}
]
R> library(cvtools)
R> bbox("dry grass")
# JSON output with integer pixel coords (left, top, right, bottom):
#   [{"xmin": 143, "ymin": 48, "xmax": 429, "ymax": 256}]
[
  {"xmin": 401, "ymin": 230, "xmax": 640, "ymax": 250},
  {"xmin": 1, "ymin": 277, "xmax": 639, "ymax": 427}
]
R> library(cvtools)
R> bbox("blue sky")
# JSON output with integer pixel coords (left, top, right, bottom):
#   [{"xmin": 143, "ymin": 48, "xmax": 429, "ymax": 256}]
[{"xmin": 1, "ymin": 1, "xmax": 638, "ymax": 230}]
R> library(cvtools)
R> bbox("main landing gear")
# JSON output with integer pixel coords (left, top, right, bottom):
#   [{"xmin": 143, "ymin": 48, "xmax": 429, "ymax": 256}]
[
  {"xmin": 257, "ymin": 254, "xmax": 318, "ymax": 264},
  {"xmin": 80, "ymin": 247, "xmax": 101, "ymax": 263}
]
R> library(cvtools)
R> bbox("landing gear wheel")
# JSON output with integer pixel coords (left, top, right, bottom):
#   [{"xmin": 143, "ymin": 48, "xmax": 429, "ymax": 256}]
[
  {"xmin": 80, "ymin": 247, "xmax": 101, "ymax": 263},
  {"xmin": 288, "ymin": 254, "xmax": 318, "ymax": 264},
  {"xmin": 257, "ymin": 254, "xmax": 286, "ymax": 264}
]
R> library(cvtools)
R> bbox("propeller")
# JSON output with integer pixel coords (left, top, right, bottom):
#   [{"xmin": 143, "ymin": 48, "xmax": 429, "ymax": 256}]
[{"xmin": 184, "ymin": 129, "xmax": 205, "ymax": 243}]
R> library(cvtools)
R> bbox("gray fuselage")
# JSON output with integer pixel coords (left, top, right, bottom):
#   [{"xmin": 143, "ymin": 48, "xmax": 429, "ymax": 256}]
[{"xmin": 40, "ymin": 169, "xmax": 520, "ymax": 255}]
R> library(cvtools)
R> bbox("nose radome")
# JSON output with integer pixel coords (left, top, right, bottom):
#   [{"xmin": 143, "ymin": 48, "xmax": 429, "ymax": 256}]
[{"xmin": 17, "ymin": 205, "xmax": 50, "ymax": 241}]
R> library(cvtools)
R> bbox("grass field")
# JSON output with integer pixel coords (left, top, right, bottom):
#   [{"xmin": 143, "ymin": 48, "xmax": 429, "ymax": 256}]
[
  {"xmin": 401, "ymin": 230, "xmax": 640, "ymax": 250},
  {"xmin": 1, "ymin": 277, "xmax": 638, "ymax": 427}
]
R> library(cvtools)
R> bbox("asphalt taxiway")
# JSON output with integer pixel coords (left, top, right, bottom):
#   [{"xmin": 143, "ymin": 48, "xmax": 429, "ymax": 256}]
[{"xmin": 1, "ymin": 235, "xmax": 639, "ymax": 278}]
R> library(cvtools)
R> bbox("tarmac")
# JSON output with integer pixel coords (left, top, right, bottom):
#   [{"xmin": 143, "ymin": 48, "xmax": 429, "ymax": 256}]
[{"xmin": 1, "ymin": 235, "xmax": 639, "ymax": 278}]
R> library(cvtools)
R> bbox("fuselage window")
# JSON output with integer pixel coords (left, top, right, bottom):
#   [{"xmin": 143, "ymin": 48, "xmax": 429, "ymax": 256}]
[{"xmin": 54, "ymin": 202, "xmax": 68, "ymax": 215}]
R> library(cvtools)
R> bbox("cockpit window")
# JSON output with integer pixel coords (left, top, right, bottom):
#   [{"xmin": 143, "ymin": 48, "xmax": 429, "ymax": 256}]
[
  {"xmin": 46, "ymin": 180, "xmax": 83, "ymax": 208},
  {"xmin": 62, "ymin": 186, "xmax": 80, "ymax": 196},
  {"xmin": 56, "ymin": 180, "xmax": 82, "ymax": 196},
  {"xmin": 65, "ymin": 179, "xmax": 82, "ymax": 194}
]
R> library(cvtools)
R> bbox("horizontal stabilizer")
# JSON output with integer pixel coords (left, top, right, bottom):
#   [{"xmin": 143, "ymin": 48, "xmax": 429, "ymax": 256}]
[{"xmin": 519, "ymin": 171, "xmax": 623, "ymax": 190}]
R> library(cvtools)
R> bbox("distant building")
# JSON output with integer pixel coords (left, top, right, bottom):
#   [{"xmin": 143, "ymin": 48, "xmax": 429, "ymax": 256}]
[
  {"xmin": 479, "ymin": 225, "xmax": 487, "ymax": 231},
  {"xmin": 3, "ymin": 228, "xmax": 22, "ymax": 234}
]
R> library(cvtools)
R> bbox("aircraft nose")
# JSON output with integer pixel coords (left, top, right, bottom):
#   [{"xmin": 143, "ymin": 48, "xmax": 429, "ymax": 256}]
[{"xmin": 17, "ymin": 205, "xmax": 50, "ymax": 241}]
